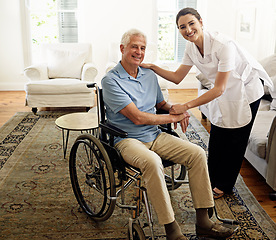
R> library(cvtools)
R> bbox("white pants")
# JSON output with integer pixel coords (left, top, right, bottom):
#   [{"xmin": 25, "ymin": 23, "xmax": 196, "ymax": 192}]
[{"xmin": 115, "ymin": 132, "xmax": 214, "ymax": 225}]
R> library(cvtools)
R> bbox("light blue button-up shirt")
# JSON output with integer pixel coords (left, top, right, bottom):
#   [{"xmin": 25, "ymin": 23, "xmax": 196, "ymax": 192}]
[{"xmin": 102, "ymin": 62, "xmax": 164, "ymax": 144}]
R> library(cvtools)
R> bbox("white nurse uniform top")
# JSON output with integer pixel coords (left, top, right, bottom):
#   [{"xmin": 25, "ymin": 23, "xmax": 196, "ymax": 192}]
[{"xmin": 183, "ymin": 31, "xmax": 273, "ymax": 128}]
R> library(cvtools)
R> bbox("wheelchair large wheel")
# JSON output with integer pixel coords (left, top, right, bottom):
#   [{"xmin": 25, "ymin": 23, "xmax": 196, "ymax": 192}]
[
  {"xmin": 69, "ymin": 134, "xmax": 116, "ymax": 221},
  {"xmin": 164, "ymin": 164, "xmax": 186, "ymax": 191},
  {"xmin": 127, "ymin": 223, "xmax": 146, "ymax": 240}
]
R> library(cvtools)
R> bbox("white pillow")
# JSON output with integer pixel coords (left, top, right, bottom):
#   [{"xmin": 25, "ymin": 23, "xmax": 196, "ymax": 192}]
[
  {"xmin": 271, "ymin": 99, "xmax": 276, "ymax": 110},
  {"xmin": 259, "ymin": 54, "xmax": 276, "ymax": 77},
  {"xmin": 47, "ymin": 49, "xmax": 87, "ymax": 79},
  {"xmin": 269, "ymin": 75, "xmax": 276, "ymax": 110},
  {"xmin": 196, "ymin": 73, "xmax": 212, "ymax": 89}
]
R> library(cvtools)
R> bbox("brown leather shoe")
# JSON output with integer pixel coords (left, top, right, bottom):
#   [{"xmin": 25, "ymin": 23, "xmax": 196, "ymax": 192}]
[
  {"xmin": 196, "ymin": 222, "xmax": 234, "ymax": 239},
  {"xmin": 166, "ymin": 235, "xmax": 188, "ymax": 240},
  {"xmin": 213, "ymin": 188, "xmax": 225, "ymax": 199},
  {"xmin": 175, "ymin": 236, "xmax": 188, "ymax": 240}
]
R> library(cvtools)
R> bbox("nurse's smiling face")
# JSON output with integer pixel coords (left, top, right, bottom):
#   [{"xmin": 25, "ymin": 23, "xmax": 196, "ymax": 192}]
[{"xmin": 177, "ymin": 14, "xmax": 203, "ymax": 44}]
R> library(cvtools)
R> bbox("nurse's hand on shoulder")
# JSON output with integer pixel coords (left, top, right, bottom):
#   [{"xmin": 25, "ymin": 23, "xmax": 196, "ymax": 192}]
[
  {"xmin": 170, "ymin": 104, "xmax": 188, "ymax": 115},
  {"xmin": 140, "ymin": 63, "xmax": 153, "ymax": 69}
]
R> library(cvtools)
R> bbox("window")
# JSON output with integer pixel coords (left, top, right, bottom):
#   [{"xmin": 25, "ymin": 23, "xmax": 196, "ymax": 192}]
[
  {"xmin": 157, "ymin": 0, "xmax": 197, "ymax": 62},
  {"xmin": 58, "ymin": 0, "xmax": 78, "ymax": 43},
  {"xmin": 26, "ymin": 0, "xmax": 78, "ymax": 62}
]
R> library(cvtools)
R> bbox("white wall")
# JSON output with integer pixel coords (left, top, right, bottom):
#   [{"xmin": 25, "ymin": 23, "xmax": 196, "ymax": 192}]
[
  {"xmin": 0, "ymin": 0, "xmax": 276, "ymax": 90},
  {"xmin": 200, "ymin": 0, "xmax": 238, "ymax": 37},
  {"xmin": 235, "ymin": 0, "xmax": 276, "ymax": 59},
  {"xmin": 0, "ymin": 0, "xmax": 27, "ymax": 90},
  {"xmin": 78, "ymin": 0, "xmax": 158, "ymax": 85},
  {"xmin": 201, "ymin": 0, "xmax": 276, "ymax": 59}
]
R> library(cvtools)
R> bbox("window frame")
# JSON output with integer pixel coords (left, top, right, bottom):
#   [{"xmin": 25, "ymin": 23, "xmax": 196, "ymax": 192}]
[
  {"xmin": 23, "ymin": 0, "xmax": 78, "ymax": 64},
  {"xmin": 157, "ymin": 0, "xmax": 197, "ymax": 63}
]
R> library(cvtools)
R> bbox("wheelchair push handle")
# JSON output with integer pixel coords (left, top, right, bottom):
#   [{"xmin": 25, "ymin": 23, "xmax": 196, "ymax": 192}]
[{"xmin": 87, "ymin": 83, "xmax": 97, "ymax": 88}]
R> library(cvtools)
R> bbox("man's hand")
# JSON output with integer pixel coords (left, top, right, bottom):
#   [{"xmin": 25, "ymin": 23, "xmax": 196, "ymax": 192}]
[{"xmin": 173, "ymin": 111, "xmax": 190, "ymax": 133}]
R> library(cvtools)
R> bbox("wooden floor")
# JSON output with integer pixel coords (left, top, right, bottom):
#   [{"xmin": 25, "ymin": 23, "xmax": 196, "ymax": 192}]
[{"xmin": 0, "ymin": 90, "xmax": 275, "ymax": 223}]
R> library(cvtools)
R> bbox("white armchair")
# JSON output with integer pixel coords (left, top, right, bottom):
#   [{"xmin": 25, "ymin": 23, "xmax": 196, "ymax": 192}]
[
  {"xmin": 24, "ymin": 43, "xmax": 98, "ymax": 114},
  {"xmin": 105, "ymin": 42, "xmax": 169, "ymax": 101}
]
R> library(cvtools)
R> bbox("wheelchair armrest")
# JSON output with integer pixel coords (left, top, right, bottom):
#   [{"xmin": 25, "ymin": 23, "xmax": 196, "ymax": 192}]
[
  {"xmin": 156, "ymin": 108, "xmax": 169, "ymax": 114},
  {"xmin": 99, "ymin": 122, "xmax": 128, "ymax": 138},
  {"xmin": 156, "ymin": 108, "xmax": 174, "ymax": 132}
]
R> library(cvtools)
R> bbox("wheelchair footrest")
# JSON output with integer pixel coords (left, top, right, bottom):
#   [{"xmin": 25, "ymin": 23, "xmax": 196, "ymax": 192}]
[{"xmin": 116, "ymin": 203, "xmax": 137, "ymax": 210}]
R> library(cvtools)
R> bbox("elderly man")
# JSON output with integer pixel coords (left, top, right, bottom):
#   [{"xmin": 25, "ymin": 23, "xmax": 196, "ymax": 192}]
[{"xmin": 101, "ymin": 29, "xmax": 233, "ymax": 240}]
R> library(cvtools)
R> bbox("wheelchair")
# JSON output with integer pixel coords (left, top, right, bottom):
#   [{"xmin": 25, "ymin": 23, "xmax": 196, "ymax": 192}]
[{"xmin": 69, "ymin": 83, "xmax": 238, "ymax": 239}]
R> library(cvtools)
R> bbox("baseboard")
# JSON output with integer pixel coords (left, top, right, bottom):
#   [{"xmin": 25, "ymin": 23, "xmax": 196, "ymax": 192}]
[{"xmin": 0, "ymin": 82, "xmax": 26, "ymax": 91}]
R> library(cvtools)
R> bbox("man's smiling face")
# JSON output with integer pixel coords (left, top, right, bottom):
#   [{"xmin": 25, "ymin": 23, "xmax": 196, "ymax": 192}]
[{"xmin": 121, "ymin": 35, "xmax": 146, "ymax": 67}]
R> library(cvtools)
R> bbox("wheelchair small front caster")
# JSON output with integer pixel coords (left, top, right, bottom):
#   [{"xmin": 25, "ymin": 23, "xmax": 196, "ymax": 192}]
[
  {"xmin": 127, "ymin": 222, "xmax": 146, "ymax": 240},
  {"xmin": 32, "ymin": 107, "xmax": 38, "ymax": 115},
  {"xmin": 269, "ymin": 191, "xmax": 276, "ymax": 201}
]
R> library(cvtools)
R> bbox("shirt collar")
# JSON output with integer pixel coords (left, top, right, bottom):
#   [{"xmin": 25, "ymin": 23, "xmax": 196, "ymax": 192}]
[
  {"xmin": 203, "ymin": 30, "xmax": 213, "ymax": 56},
  {"xmin": 116, "ymin": 62, "xmax": 145, "ymax": 80}
]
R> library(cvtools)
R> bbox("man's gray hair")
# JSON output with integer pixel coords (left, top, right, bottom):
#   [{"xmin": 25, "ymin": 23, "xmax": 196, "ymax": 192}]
[{"xmin": 120, "ymin": 29, "xmax": 147, "ymax": 47}]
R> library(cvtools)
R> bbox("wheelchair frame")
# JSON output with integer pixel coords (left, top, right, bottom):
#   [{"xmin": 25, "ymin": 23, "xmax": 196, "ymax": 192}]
[
  {"xmin": 68, "ymin": 83, "xmax": 187, "ymax": 239},
  {"xmin": 68, "ymin": 83, "xmax": 238, "ymax": 240}
]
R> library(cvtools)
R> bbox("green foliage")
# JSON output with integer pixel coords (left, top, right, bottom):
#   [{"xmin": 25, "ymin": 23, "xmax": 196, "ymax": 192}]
[
  {"xmin": 30, "ymin": 0, "xmax": 59, "ymax": 61},
  {"xmin": 30, "ymin": 8, "xmax": 58, "ymax": 46},
  {"xmin": 158, "ymin": 14, "xmax": 175, "ymax": 61}
]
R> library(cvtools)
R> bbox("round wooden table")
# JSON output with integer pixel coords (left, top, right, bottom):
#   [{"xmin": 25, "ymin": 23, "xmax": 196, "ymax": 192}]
[{"xmin": 55, "ymin": 112, "xmax": 98, "ymax": 158}]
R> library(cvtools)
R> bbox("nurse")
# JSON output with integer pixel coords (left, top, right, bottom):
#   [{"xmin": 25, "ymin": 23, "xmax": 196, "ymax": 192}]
[{"xmin": 141, "ymin": 7, "xmax": 273, "ymax": 198}]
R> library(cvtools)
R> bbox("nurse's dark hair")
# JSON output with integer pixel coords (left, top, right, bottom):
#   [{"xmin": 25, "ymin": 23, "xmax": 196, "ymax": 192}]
[{"xmin": 176, "ymin": 7, "xmax": 202, "ymax": 28}]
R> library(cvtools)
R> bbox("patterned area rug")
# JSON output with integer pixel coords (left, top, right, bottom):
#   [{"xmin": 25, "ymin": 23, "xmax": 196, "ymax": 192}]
[{"xmin": 0, "ymin": 111, "xmax": 275, "ymax": 239}]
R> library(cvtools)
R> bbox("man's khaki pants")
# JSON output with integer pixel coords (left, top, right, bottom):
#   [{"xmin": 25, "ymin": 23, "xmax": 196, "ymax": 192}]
[{"xmin": 115, "ymin": 132, "xmax": 214, "ymax": 225}]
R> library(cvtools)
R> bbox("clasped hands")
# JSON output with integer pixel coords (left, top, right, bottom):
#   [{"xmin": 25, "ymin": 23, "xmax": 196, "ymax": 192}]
[{"xmin": 170, "ymin": 104, "xmax": 190, "ymax": 133}]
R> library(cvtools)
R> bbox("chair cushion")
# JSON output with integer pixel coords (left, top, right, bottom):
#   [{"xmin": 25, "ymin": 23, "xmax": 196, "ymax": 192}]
[
  {"xmin": 196, "ymin": 73, "xmax": 212, "ymax": 89},
  {"xmin": 259, "ymin": 99, "xmax": 272, "ymax": 111},
  {"xmin": 247, "ymin": 110, "xmax": 276, "ymax": 160},
  {"xmin": 47, "ymin": 49, "xmax": 87, "ymax": 79},
  {"xmin": 259, "ymin": 54, "xmax": 276, "ymax": 78},
  {"xmin": 259, "ymin": 54, "xmax": 276, "ymax": 110},
  {"xmin": 25, "ymin": 79, "xmax": 92, "ymax": 95}
]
